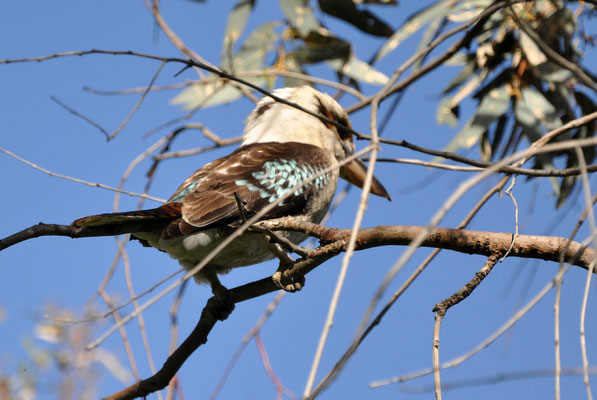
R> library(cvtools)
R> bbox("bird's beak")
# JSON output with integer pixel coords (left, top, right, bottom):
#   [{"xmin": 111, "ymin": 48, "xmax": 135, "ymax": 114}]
[{"xmin": 340, "ymin": 158, "xmax": 391, "ymax": 201}]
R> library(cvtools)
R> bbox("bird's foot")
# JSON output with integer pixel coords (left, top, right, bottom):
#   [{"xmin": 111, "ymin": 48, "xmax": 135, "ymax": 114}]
[
  {"xmin": 205, "ymin": 271, "xmax": 235, "ymax": 321},
  {"xmin": 272, "ymin": 271, "xmax": 305, "ymax": 293},
  {"xmin": 206, "ymin": 292, "xmax": 235, "ymax": 321}
]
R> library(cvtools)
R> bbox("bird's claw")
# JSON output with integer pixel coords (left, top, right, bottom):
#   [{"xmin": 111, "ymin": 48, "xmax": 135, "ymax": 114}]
[
  {"xmin": 205, "ymin": 271, "xmax": 235, "ymax": 321},
  {"xmin": 272, "ymin": 271, "xmax": 305, "ymax": 293},
  {"xmin": 207, "ymin": 289, "xmax": 235, "ymax": 321}
]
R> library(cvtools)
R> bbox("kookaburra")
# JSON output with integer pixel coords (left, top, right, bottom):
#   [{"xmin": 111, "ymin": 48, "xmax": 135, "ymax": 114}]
[{"xmin": 73, "ymin": 86, "xmax": 390, "ymax": 291}]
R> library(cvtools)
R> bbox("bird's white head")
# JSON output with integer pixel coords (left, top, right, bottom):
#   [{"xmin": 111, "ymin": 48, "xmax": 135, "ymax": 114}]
[
  {"xmin": 243, "ymin": 86, "xmax": 391, "ymax": 200},
  {"xmin": 242, "ymin": 86, "xmax": 354, "ymax": 163}
]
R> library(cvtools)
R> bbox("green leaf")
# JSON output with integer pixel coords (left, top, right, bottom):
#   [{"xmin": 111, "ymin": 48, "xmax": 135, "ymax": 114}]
[
  {"xmin": 535, "ymin": 64, "xmax": 574, "ymax": 84},
  {"xmin": 326, "ymin": 55, "xmax": 389, "ymax": 85},
  {"xmin": 318, "ymin": 0, "xmax": 394, "ymax": 37},
  {"xmin": 490, "ymin": 114, "xmax": 508, "ymax": 162},
  {"xmin": 437, "ymin": 98, "xmax": 459, "ymax": 128},
  {"xmin": 438, "ymin": 68, "xmax": 488, "ymax": 127},
  {"xmin": 445, "ymin": 0, "xmax": 491, "ymax": 22},
  {"xmin": 519, "ymin": 31, "xmax": 547, "ymax": 67},
  {"xmin": 222, "ymin": 0, "xmax": 256, "ymax": 69},
  {"xmin": 480, "ymin": 129, "xmax": 492, "ymax": 162},
  {"xmin": 374, "ymin": 0, "xmax": 451, "ymax": 62},
  {"xmin": 519, "ymin": 87, "xmax": 562, "ymax": 132},
  {"xmin": 514, "ymin": 89, "xmax": 561, "ymax": 194},
  {"xmin": 557, "ymin": 176, "xmax": 575, "ymax": 208},
  {"xmin": 442, "ymin": 59, "xmax": 477, "ymax": 94},
  {"xmin": 282, "ymin": 55, "xmax": 310, "ymax": 87},
  {"xmin": 413, "ymin": 15, "xmax": 444, "ymax": 71},
  {"xmin": 441, "ymin": 85, "xmax": 510, "ymax": 154},
  {"xmin": 279, "ymin": 0, "xmax": 322, "ymax": 37},
  {"xmin": 291, "ymin": 31, "xmax": 351, "ymax": 63},
  {"xmin": 574, "ymin": 90, "xmax": 597, "ymax": 116},
  {"xmin": 356, "ymin": 0, "xmax": 398, "ymax": 4}
]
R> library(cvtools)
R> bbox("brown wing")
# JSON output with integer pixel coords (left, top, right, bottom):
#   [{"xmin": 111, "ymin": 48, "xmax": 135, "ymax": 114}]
[{"xmin": 163, "ymin": 142, "xmax": 333, "ymax": 238}]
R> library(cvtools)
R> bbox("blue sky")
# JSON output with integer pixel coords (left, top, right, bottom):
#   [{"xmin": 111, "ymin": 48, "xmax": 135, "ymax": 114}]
[{"xmin": 1, "ymin": 1, "xmax": 597, "ymax": 399}]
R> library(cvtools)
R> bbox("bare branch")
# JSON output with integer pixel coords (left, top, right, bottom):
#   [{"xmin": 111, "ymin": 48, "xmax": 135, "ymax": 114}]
[
  {"xmin": 0, "ymin": 146, "xmax": 166, "ymax": 203},
  {"xmin": 432, "ymin": 254, "xmax": 502, "ymax": 400},
  {"xmin": 50, "ymin": 95, "xmax": 110, "ymax": 139},
  {"xmin": 109, "ymin": 60, "xmax": 166, "ymax": 140}
]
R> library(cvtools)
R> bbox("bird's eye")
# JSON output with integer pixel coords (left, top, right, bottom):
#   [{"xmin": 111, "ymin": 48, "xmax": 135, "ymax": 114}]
[{"xmin": 335, "ymin": 117, "xmax": 352, "ymax": 142}]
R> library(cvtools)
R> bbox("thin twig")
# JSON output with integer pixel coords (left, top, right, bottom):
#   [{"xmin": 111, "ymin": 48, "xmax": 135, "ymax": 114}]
[
  {"xmin": 82, "ymin": 69, "xmax": 366, "ymax": 101},
  {"xmin": 255, "ymin": 333, "xmax": 295, "ymax": 400},
  {"xmin": 431, "ymin": 254, "xmax": 502, "ymax": 400},
  {"xmin": 166, "ymin": 279, "xmax": 188, "ymax": 400},
  {"xmin": 555, "ymin": 259, "xmax": 563, "ymax": 400},
  {"xmin": 109, "ymin": 61, "xmax": 166, "ymax": 140},
  {"xmin": 375, "ymin": 156, "xmax": 597, "ymax": 177},
  {"xmin": 400, "ymin": 366, "xmax": 597, "ymax": 393},
  {"xmin": 0, "ymin": 146, "xmax": 166, "ymax": 203},
  {"xmin": 50, "ymin": 95, "xmax": 109, "ymax": 139},
  {"xmin": 574, "ymin": 146, "xmax": 596, "ymax": 400},
  {"xmin": 500, "ymin": 176, "xmax": 520, "ymax": 261},
  {"xmin": 47, "ymin": 268, "xmax": 184, "ymax": 324},
  {"xmin": 117, "ymin": 238, "xmax": 163, "ymax": 400},
  {"xmin": 99, "ymin": 289, "xmax": 140, "ymax": 381},
  {"xmin": 210, "ymin": 291, "xmax": 286, "ymax": 400},
  {"xmin": 370, "ymin": 263, "xmax": 578, "ymax": 388}
]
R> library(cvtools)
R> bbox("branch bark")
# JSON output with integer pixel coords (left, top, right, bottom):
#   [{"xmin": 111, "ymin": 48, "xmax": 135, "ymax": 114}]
[{"xmin": 2, "ymin": 219, "xmax": 594, "ymax": 271}]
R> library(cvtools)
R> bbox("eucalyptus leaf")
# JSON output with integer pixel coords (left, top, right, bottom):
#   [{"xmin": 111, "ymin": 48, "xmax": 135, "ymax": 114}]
[
  {"xmin": 442, "ymin": 59, "xmax": 477, "ymax": 94},
  {"xmin": 440, "ymin": 85, "xmax": 510, "ymax": 154},
  {"xmin": 222, "ymin": 0, "xmax": 256, "ymax": 70},
  {"xmin": 374, "ymin": 0, "xmax": 451, "ymax": 62},
  {"xmin": 280, "ymin": 0, "xmax": 321, "ymax": 36},
  {"xmin": 520, "ymin": 87, "xmax": 562, "ymax": 131},
  {"xmin": 319, "ymin": 0, "xmax": 394, "ymax": 37},
  {"xmin": 446, "ymin": 0, "xmax": 489, "ymax": 23},
  {"xmin": 437, "ymin": 98, "xmax": 459, "ymax": 128},
  {"xmin": 292, "ymin": 32, "xmax": 351, "ymax": 63},
  {"xmin": 444, "ymin": 52, "xmax": 470, "ymax": 66},
  {"xmin": 490, "ymin": 114, "xmax": 508, "ymax": 161},
  {"xmin": 326, "ymin": 55, "xmax": 389, "ymax": 85},
  {"xmin": 535, "ymin": 63, "xmax": 574, "ymax": 83},
  {"xmin": 355, "ymin": 0, "xmax": 398, "ymax": 4},
  {"xmin": 519, "ymin": 31, "xmax": 547, "ymax": 66},
  {"xmin": 413, "ymin": 15, "xmax": 443, "ymax": 71},
  {"xmin": 557, "ymin": 176, "xmax": 575, "ymax": 208},
  {"xmin": 442, "ymin": 68, "xmax": 488, "ymax": 117},
  {"xmin": 480, "ymin": 130, "xmax": 492, "ymax": 162},
  {"xmin": 514, "ymin": 90, "xmax": 561, "ymax": 194},
  {"xmin": 283, "ymin": 55, "xmax": 311, "ymax": 87}
]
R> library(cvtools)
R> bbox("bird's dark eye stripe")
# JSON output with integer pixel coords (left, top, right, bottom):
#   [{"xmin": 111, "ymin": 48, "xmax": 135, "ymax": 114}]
[
  {"xmin": 315, "ymin": 96, "xmax": 333, "ymax": 128},
  {"xmin": 335, "ymin": 116, "xmax": 348, "ymax": 128},
  {"xmin": 254, "ymin": 101, "xmax": 274, "ymax": 118},
  {"xmin": 314, "ymin": 95, "xmax": 352, "ymax": 141}
]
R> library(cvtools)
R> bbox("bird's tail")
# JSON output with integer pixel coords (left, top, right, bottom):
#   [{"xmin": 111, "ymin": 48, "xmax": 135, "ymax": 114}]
[{"xmin": 71, "ymin": 203, "xmax": 182, "ymax": 228}]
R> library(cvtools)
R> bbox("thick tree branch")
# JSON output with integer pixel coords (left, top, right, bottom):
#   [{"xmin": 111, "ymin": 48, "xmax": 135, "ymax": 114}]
[
  {"xmin": 259, "ymin": 219, "xmax": 596, "ymax": 272},
  {"xmin": 2, "ymin": 220, "xmax": 594, "ymax": 271}
]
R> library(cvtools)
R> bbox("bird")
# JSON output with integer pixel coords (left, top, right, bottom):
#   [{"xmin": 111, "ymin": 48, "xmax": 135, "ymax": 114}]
[{"xmin": 72, "ymin": 86, "xmax": 390, "ymax": 294}]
